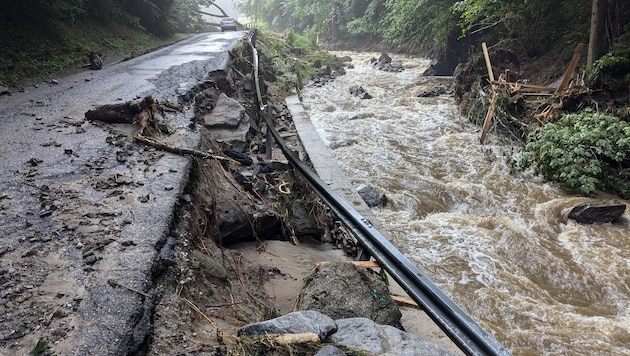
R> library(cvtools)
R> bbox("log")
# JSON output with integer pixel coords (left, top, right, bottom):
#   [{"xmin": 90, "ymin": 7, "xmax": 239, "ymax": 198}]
[
  {"xmin": 85, "ymin": 97, "xmax": 151, "ymax": 124},
  {"xmin": 271, "ymin": 333, "xmax": 320, "ymax": 345},
  {"xmin": 568, "ymin": 203, "xmax": 626, "ymax": 224},
  {"xmin": 481, "ymin": 42, "xmax": 495, "ymax": 83},
  {"xmin": 85, "ymin": 103, "xmax": 138, "ymax": 123},
  {"xmin": 556, "ymin": 43, "xmax": 585, "ymax": 92},
  {"xmin": 480, "ymin": 92, "xmax": 496, "ymax": 144}
]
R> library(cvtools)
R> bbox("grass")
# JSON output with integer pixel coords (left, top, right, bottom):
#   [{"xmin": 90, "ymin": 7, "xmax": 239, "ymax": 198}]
[
  {"xmin": 0, "ymin": 18, "xmax": 190, "ymax": 86},
  {"xmin": 255, "ymin": 30, "xmax": 344, "ymax": 95}
]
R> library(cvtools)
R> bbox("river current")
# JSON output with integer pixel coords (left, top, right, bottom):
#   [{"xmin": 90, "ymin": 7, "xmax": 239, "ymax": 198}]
[{"xmin": 300, "ymin": 52, "xmax": 630, "ymax": 355}]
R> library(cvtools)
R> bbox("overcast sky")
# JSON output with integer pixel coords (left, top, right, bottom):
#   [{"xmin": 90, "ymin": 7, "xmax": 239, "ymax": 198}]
[{"xmin": 201, "ymin": 0, "xmax": 242, "ymax": 20}]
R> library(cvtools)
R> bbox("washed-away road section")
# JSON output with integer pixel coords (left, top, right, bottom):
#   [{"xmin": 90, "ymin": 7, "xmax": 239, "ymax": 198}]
[{"xmin": 0, "ymin": 32, "xmax": 242, "ymax": 355}]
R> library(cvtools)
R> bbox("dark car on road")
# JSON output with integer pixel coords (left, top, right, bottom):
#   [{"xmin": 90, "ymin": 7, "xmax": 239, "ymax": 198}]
[{"xmin": 220, "ymin": 18, "xmax": 237, "ymax": 32}]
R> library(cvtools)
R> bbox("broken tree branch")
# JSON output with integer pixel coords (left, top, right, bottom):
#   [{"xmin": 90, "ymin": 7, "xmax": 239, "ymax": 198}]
[
  {"xmin": 557, "ymin": 43, "xmax": 586, "ymax": 92},
  {"xmin": 133, "ymin": 134, "xmax": 229, "ymax": 161}
]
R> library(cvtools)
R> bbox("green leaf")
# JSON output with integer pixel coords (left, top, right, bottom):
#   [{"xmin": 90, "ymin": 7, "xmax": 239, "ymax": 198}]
[{"xmin": 32, "ymin": 340, "xmax": 48, "ymax": 356}]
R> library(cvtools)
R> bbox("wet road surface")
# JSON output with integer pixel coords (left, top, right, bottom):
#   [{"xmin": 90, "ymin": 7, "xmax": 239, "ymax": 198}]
[{"xmin": 0, "ymin": 31, "xmax": 242, "ymax": 355}]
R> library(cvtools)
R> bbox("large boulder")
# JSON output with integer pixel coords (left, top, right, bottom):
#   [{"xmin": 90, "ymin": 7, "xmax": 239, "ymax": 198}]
[
  {"xmin": 237, "ymin": 310, "xmax": 337, "ymax": 341},
  {"xmin": 201, "ymin": 93, "xmax": 251, "ymax": 151},
  {"xmin": 296, "ymin": 262, "xmax": 402, "ymax": 327},
  {"xmin": 333, "ymin": 317, "xmax": 458, "ymax": 356},
  {"xmin": 356, "ymin": 184, "xmax": 385, "ymax": 208},
  {"xmin": 195, "ymin": 159, "xmax": 282, "ymax": 246},
  {"xmin": 568, "ymin": 202, "xmax": 626, "ymax": 224}
]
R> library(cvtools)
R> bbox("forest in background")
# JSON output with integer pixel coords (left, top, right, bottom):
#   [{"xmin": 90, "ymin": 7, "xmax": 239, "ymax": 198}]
[
  {"xmin": 235, "ymin": 0, "xmax": 630, "ymax": 199},
  {"xmin": 236, "ymin": 0, "xmax": 629, "ymax": 70}
]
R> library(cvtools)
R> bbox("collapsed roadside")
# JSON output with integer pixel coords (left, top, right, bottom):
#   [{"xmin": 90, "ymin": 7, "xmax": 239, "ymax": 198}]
[{"xmin": 146, "ymin": 33, "xmax": 464, "ymax": 355}]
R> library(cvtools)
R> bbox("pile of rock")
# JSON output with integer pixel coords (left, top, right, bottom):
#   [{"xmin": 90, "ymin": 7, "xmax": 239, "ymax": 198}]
[
  {"xmin": 238, "ymin": 310, "xmax": 456, "ymax": 355},
  {"xmin": 236, "ymin": 262, "xmax": 457, "ymax": 355},
  {"xmin": 370, "ymin": 53, "xmax": 403, "ymax": 72}
]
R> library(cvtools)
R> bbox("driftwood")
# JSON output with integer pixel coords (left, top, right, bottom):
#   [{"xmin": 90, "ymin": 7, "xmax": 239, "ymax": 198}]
[
  {"xmin": 81, "ymin": 52, "xmax": 103, "ymax": 70},
  {"xmin": 85, "ymin": 96, "xmax": 152, "ymax": 125},
  {"xmin": 133, "ymin": 134, "xmax": 227, "ymax": 161},
  {"xmin": 270, "ymin": 333, "xmax": 320, "ymax": 345},
  {"xmin": 85, "ymin": 95, "xmax": 184, "ymax": 136},
  {"xmin": 88, "ymin": 53, "xmax": 103, "ymax": 70},
  {"xmin": 86, "ymin": 96, "xmax": 233, "ymax": 162},
  {"xmin": 478, "ymin": 42, "xmax": 590, "ymax": 143}
]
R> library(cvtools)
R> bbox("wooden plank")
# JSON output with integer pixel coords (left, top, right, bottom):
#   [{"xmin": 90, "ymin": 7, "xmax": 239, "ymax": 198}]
[
  {"xmin": 482, "ymin": 42, "xmax": 495, "ymax": 82},
  {"xmin": 557, "ymin": 43, "xmax": 585, "ymax": 92},
  {"xmin": 391, "ymin": 295, "xmax": 419, "ymax": 307},
  {"xmin": 480, "ymin": 92, "xmax": 496, "ymax": 144},
  {"xmin": 316, "ymin": 260, "xmax": 381, "ymax": 268},
  {"xmin": 491, "ymin": 81, "xmax": 555, "ymax": 92},
  {"xmin": 520, "ymin": 92, "xmax": 555, "ymax": 96},
  {"xmin": 508, "ymin": 93, "xmax": 523, "ymax": 104}
]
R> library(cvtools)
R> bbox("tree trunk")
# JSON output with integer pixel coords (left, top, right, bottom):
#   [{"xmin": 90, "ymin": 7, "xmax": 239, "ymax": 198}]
[{"xmin": 587, "ymin": 0, "xmax": 609, "ymax": 67}]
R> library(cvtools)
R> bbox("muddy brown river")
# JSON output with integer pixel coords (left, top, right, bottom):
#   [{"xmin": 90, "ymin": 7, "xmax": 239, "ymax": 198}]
[{"xmin": 301, "ymin": 52, "xmax": 630, "ymax": 355}]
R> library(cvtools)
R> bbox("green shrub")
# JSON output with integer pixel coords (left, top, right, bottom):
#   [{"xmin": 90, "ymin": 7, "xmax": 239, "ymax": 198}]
[
  {"xmin": 586, "ymin": 52, "xmax": 630, "ymax": 92},
  {"xmin": 286, "ymin": 29, "xmax": 318, "ymax": 52},
  {"xmin": 519, "ymin": 110, "xmax": 630, "ymax": 198}
]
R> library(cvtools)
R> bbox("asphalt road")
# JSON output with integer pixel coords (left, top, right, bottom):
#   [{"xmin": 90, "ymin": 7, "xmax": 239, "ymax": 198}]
[{"xmin": 0, "ymin": 31, "xmax": 242, "ymax": 355}]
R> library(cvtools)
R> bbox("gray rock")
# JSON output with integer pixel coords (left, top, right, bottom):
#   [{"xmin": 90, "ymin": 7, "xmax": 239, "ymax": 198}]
[
  {"xmin": 333, "ymin": 317, "xmax": 458, "ymax": 356},
  {"xmin": 296, "ymin": 262, "xmax": 402, "ymax": 327},
  {"xmin": 202, "ymin": 93, "xmax": 245, "ymax": 129},
  {"xmin": 203, "ymin": 93, "xmax": 251, "ymax": 151},
  {"xmin": 290, "ymin": 199, "xmax": 322, "ymax": 239},
  {"xmin": 314, "ymin": 345, "xmax": 346, "ymax": 356},
  {"xmin": 191, "ymin": 249, "xmax": 227, "ymax": 280},
  {"xmin": 357, "ymin": 184, "xmax": 384, "ymax": 208},
  {"xmin": 237, "ymin": 310, "xmax": 337, "ymax": 341},
  {"xmin": 349, "ymin": 85, "xmax": 373, "ymax": 99},
  {"xmin": 568, "ymin": 202, "xmax": 626, "ymax": 224}
]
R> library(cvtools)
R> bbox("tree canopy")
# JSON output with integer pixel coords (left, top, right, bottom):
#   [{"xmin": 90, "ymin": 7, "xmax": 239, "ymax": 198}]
[
  {"xmin": 0, "ymin": 0, "xmax": 222, "ymax": 36},
  {"xmin": 236, "ymin": 0, "xmax": 629, "ymax": 59}
]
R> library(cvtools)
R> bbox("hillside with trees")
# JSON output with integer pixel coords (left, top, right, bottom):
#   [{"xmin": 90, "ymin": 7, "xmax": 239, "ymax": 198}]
[{"xmin": 0, "ymin": 0, "xmax": 228, "ymax": 85}]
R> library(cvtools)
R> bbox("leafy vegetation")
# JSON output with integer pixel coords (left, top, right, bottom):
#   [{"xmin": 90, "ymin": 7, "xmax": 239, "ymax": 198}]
[
  {"xmin": 256, "ymin": 30, "xmax": 344, "ymax": 95},
  {"xmin": 520, "ymin": 110, "xmax": 630, "ymax": 198},
  {"xmin": 587, "ymin": 52, "xmax": 630, "ymax": 92}
]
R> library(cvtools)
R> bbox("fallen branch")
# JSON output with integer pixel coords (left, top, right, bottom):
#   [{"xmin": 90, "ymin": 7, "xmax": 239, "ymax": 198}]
[
  {"xmin": 133, "ymin": 134, "xmax": 228, "ymax": 161},
  {"xmin": 480, "ymin": 91, "xmax": 497, "ymax": 144}
]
